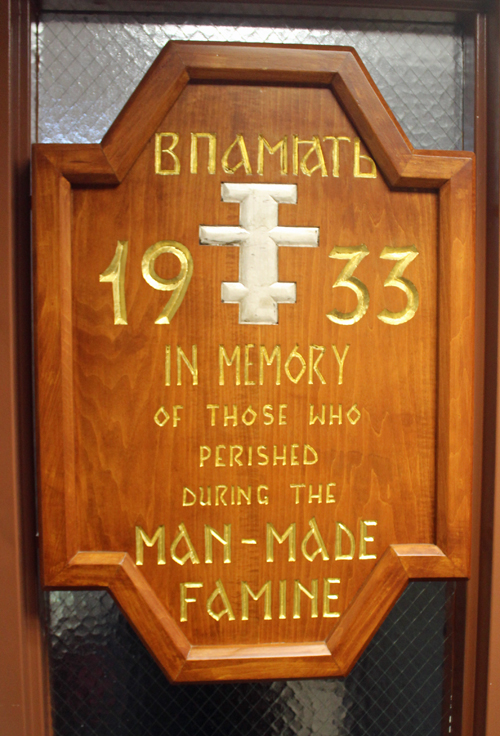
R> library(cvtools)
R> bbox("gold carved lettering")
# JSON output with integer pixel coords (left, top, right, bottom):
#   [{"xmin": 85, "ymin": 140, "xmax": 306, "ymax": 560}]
[
  {"xmin": 284, "ymin": 344, "xmax": 307, "ymax": 383},
  {"xmin": 206, "ymin": 578, "xmax": 236, "ymax": 621},
  {"xmin": 308, "ymin": 403, "xmax": 343, "ymax": 426},
  {"xmin": 135, "ymin": 525, "xmax": 166, "ymax": 566},
  {"xmin": 183, "ymin": 487, "xmax": 196, "ymax": 506},
  {"xmin": 215, "ymin": 446, "xmax": 226, "ymax": 467},
  {"xmin": 230, "ymin": 445, "xmax": 243, "ymax": 467},
  {"xmin": 308, "ymin": 484, "xmax": 322, "ymax": 504},
  {"xmin": 279, "ymin": 580, "xmax": 287, "ymax": 619},
  {"xmin": 308, "ymin": 345, "xmax": 326, "ymax": 384},
  {"xmin": 180, "ymin": 485, "xmax": 266, "ymax": 507},
  {"xmin": 222, "ymin": 134, "xmax": 252, "ymax": 174},
  {"xmin": 154, "ymin": 406, "xmax": 169, "ymax": 427},
  {"xmin": 304, "ymin": 445, "xmax": 319, "ymax": 465},
  {"xmin": 290, "ymin": 483, "xmax": 306, "ymax": 504},
  {"xmin": 200, "ymin": 444, "xmax": 314, "ymax": 468},
  {"xmin": 359, "ymin": 520, "xmax": 378, "ymax": 559},
  {"xmin": 257, "ymin": 485, "xmax": 269, "ymax": 505},
  {"xmin": 257, "ymin": 446, "xmax": 269, "ymax": 465},
  {"xmin": 273, "ymin": 445, "xmax": 286, "ymax": 466},
  {"xmin": 347, "ymin": 404, "xmax": 361, "ymax": 425},
  {"xmin": 293, "ymin": 135, "xmax": 327, "ymax": 177},
  {"xmin": 206, "ymin": 404, "xmax": 219, "ymax": 426},
  {"xmin": 377, "ymin": 246, "xmax": 419, "ymax": 325},
  {"xmin": 170, "ymin": 523, "xmax": 200, "ymax": 565},
  {"xmin": 155, "ymin": 132, "xmax": 180, "ymax": 175},
  {"xmin": 241, "ymin": 581, "xmax": 272, "ymax": 620},
  {"xmin": 332, "ymin": 344, "xmax": 350, "ymax": 385},
  {"xmin": 326, "ymin": 483, "xmax": 336, "ymax": 503},
  {"xmin": 309, "ymin": 405, "xmax": 325, "ymax": 426},
  {"xmin": 99, "ymin": 240, "xmax": 128, "ymax": 325},
  {"xmin": 263, "ymin": 405, "xmax": 274, "ymax": 425},
  {"xmin": 301, "ymin": 517, "xmax": 329, "ymax": 562},
  {"xmin": 215, "ymin": 484, "xmax": 228, "ymax": 505},
  {"xmin": 323, "ymin": 135, "xmax": 351, "ymax": 177},
  {"xmin": 259, "ymin": 345, "xmax": 281, "ymax": 385},
  {"xmin": 176, "ymin": 346, "xmax": 198, "ymax": 385},
  {"xmin": 219, "ymin": 345, "xmax": 241, "ymax": 385},
  {"xmin": 172, "ymin": 405, "xmax": 183, "ymax": 427},
  {"xmin": 353, "ymin": 137, "xmax": 377, "ymax": 178},
  {"xmin": 165, "ymin": 345, "xmax": 171, "ymax": 386},
  {"xmin": 327, "ymin": 245, "xmax": 370, "ymax": 325},
  {"xmin": 257, "ymin": 135, "xmax": 288, "ymax": 175},
  {"xmin": 180, "ymin": 582, "xmax": 203, "ymax": 622},
  {"xmin": 293, "ymin": 579, "xmax": 319, "ymax": 618},
  {"xmin": 323, "ymin": 578, "xmax": 341, "ymax": 618},
  {"xmin": 205, "ymin": 524, "xmax": 232, "ymax": 563},
  {"xmin": 190, "ymin": 132, "xmax": 216, "ymax": 174},
  {"xmin": 241, "ymin": 406, "xmax": 257, "ymax": 426},
  {"xmin": 141, "ymin": 241, "xmax": 193, "ymax": 324},
  {"xmin": 244, "ymin": 343, "xmax": 256, "ymax": 385},
  {"xmin": 200, "ymin": 446, "xmax": 211, "ymax": 467},
  {"xmin": 335, "ymin": 522, "xmax": 355, "ymax": 560},
  {"xmin": 200, "ymin": 486, "xmax": 211, "ymax": 506},
  {"xmin": 330, "ymin": 404, "xmax": 342, "ymax": 425},
  {"xmin": 237, "ymin": 486, "xmax": 251, "ymax": 505},
  {"xmin": 224, "ymin": 405, "xmax": 238, "ymax": 427},
  {"xmin": 266, "ymin": 523, "xmax": 296, "ymax": 562},
  {"xmin": 166, "ymin": 345, "xmax": 197, "ymax": 386}
]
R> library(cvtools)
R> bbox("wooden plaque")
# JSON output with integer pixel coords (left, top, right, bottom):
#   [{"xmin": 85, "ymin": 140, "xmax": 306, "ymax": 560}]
[{"xmin": 34, "ymin": 42, "xmax": 475, "ymax": 682}]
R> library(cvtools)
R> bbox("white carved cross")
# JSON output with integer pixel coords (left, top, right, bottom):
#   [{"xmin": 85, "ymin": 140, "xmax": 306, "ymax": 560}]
[{"xmin": 200, "ymin": 183, "xmax": 319, "ymax": 324}]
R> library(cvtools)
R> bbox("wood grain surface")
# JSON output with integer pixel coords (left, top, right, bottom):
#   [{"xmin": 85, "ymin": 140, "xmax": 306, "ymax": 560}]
[{"xmin": 33, "ymin": 41, "xmax": 475, "ymax": 682}]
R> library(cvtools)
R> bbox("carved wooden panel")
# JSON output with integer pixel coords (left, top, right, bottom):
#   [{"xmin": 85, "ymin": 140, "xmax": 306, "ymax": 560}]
[{"xmin": 33, "ymin": 42, "xmax": 475, "ymax": 682}]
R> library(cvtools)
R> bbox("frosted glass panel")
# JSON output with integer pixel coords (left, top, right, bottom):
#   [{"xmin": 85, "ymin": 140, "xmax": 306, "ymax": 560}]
[{"xmin": 34, "ymin": 14, "xmax": 464, "ymax": 149}]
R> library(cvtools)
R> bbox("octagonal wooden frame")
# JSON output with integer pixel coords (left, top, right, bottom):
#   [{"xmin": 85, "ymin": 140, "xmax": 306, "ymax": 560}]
[{"xmin": 33, "ymin": 41, "xmax": 475, "ymax": 682}]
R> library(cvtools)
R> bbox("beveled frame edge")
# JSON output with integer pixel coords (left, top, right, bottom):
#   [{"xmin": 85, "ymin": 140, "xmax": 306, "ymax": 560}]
[{"xmin": 32, "ymin": 41, "xmax": 475, "ymax": 682}]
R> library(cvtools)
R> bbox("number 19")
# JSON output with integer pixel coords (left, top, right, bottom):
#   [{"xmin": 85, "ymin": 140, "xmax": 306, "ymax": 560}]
[{"xmin": 99, "ymin": 240, "xmax": 194, "ymax": 325}]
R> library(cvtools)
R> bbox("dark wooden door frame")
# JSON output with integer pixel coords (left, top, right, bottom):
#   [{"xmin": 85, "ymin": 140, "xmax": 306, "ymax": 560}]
[
  {"xmin": 475, "ymin": 6, "xmax": 500, "ymax": 735},
  {"xmin": 0, "ymin": 1, "xmax": 50, "ymax": 735},
  {"xmin": 0, "ymin": 1, "xmax": 497, "ymax": 734}
]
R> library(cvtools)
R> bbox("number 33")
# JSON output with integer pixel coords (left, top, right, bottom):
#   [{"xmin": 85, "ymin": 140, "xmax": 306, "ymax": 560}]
[{"xmin": 326, "ymin": 245, "xmax": 419, "ymax": 326}]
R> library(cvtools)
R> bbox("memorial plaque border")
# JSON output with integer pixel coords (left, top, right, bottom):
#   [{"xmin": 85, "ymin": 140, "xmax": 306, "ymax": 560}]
[{"xmin": 33, "ymin": 41, "xmax": 475, "ymax": 682}]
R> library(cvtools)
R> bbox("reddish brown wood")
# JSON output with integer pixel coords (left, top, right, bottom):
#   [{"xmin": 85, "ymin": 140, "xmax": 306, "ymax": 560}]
[
  {"xmin": 436, "ymin": 160, "xmax": 475, "ymax": 575},
  {"xmin": 41, "ymin": 144, "xmax": 118, "ymax": 185},
  {"xmin": 0, "ymin": 0, "xmax": 50, "ymax": 733},
  {"xmin": 456, "ymin": 13, "xmax": 488, "ymax": 736},
  {"xmin": 327, "ymin": 546, "xmax": 409, "ymax": 673},
  {"xmin": 34, "ymin": 41, "xmax": 475, "ymax": 683}
]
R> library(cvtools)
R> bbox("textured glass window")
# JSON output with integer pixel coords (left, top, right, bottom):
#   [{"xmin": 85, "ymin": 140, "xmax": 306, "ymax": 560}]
[
  {"xmin": 47, "ymin": 584, "xmax": 455, "ymax": 736},
  {"xmin": 34, "ymin": 9, "xmax": 469, "ymax": 735},
  {"xmin": 34, "ymin": 13, "xmax": 465, "ymax": 150}
]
